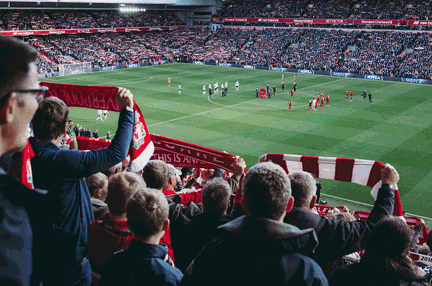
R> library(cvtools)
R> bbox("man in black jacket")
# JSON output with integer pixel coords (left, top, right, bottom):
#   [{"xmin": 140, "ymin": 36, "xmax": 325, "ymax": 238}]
[
  {"xmin": 284, "ymin": 164, "xmax": 398, "ymax": 279},
  {"xmin": 182, "ymin": 162, "xmax": 328, "ymax": 286}
]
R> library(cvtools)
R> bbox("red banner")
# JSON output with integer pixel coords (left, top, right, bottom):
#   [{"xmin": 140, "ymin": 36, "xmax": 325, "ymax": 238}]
[
  {"xmin": 211, "ymin": 17, "xmax": 425, "ymax": 26},
  {"xmin": 150, "ymin": 134, "xmax": 237, "ymax": 172},
  {"xmin": 75, "ymin": 134, "xmax": 237, "ymax": 172},
  {"xmin": 0, "ymin": 26, "xmax": 185, "ymax": 36}
]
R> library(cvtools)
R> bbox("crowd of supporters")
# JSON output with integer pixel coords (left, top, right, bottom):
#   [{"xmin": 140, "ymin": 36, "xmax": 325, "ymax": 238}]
[
  {"xmin": 28, "ymin": 27, "xmax": 432, "ymax": 79},
  {"xmin": 3, "ymin": 31, "xmax": 432, "ymax": 286},
  {"xmin": 214, "ymin": 0, "xmax": 432, "ymax": 20},
  {"xmin": 0, "ymin": 9, "xmax": 184, "ymax": 31}
]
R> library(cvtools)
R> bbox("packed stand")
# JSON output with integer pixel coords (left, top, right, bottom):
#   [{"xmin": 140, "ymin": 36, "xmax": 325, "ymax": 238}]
[
  {"xmin": 213, "ymin": 0, "xmax": 432, "ymax": 21},
  {"xmin": 0, "ymin": 9, "xmax": 184, "ymax": 31}
]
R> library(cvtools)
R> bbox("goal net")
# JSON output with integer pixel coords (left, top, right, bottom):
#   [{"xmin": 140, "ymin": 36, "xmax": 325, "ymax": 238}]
[{"xmin": 59, "ymin": 62, "xmax": 92, "ymax": 76}]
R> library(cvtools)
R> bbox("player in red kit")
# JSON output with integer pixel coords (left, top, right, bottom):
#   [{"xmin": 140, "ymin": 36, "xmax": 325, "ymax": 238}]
[
  {"xmin": 320, "ymin": 96, "xmax": 325, "ymax": 109},
  {"xmin": 290, "ymin": 89, "xmax": 294, "ymax": 99},
  {"xmin": 346, "ymin": 90, "xmax": 349, "ymax": 100},
  {"xmin": 288, "ymin": 100, "xmax": 292, "ymax": 111},
  {"xmin": 314, "ymin": 98, "xmax": 318, "ymax": 110},
  {"xmin": 317, "ymin": 94, "xmax": 320, "ymax": 103},
  {"xmin": 168, "ymin": 76, "xmax": 171, "ymax": 86},
  {"xmin": 350, "ymin": 90, "xmax": 353, "ymax": 101},
  {"xmin": 309, "ymin": 99, "xmax": 313, "ymax": 111},
  {"xmin": 326, "ymin": 94, "xmax": 330, "ymax": 106}
]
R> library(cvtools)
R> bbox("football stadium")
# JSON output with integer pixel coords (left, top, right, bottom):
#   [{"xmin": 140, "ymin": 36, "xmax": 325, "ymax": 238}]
[{"xmin": 2, "ymin": 0, "xmax": 432, "ymax": 284}]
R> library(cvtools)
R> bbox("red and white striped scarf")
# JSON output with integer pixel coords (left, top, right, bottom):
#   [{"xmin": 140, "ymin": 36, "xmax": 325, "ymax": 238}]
[{"xmin": 259, "ymin": 154, "xmax": 403, "ymax": 217}]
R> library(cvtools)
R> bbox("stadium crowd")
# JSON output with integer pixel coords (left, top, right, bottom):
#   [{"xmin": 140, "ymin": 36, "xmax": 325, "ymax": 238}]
[
  {"xmin": 2, "ymin": 34, "xmax": 432, "ymax": 286},
  {"xmin": 214, "ymin": 0, "xmax": 432, "ymax": 20},
  {"xmin": 28, "ymin": 27, "xmax": 432, "ymax": 79},
  {"xmin": 0, "ymin": 9, "xmax": 184, "ymax": 31}
]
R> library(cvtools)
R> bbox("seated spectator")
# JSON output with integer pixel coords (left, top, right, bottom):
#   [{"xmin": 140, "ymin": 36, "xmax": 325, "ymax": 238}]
[
  {"xmin": 283, "ymin": 165, "xmax": 397, "ymax": 279},
  {"xmin": 88, "ymin": 172, "xmax": 145, "ymax": 277},
  {"xmin": 99, "ymin": 189, "xmax": 183, "ymax": 286},
  {"xmin": 182, "ymin": 162, "xmax": 328, "ymax": 285},
  {"xmin": 172, "ymin": 178, "xmax": 235, "ymax": 273},
  {"xmin": 143, "ymin": 160, "xmax": 202, "ymax": 206},
  {"xmin": 85, "ymin": 172, "xmax": 109, "ymax": 220},
  {"xmin": 331, "ymin": 216, "xmax": 429, "ymax": 286}
]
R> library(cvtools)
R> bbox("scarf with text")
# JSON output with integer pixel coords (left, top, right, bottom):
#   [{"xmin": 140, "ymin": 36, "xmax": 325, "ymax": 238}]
[
  {"xmin": 75, "ymin": 134, "xmax": 238, "ymax": 173},
  {"xmin": 40, "ymin": 82, "xmax": 154, "ymax": 172}
]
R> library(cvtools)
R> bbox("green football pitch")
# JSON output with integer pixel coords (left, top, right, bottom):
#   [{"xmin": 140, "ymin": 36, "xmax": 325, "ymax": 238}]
[{"xmin": 43, "ymin": 63, "xmax": 432, "ymax": 222}]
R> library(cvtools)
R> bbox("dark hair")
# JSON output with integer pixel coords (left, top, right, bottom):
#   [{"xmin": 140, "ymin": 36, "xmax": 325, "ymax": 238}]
[
  {"xmin": 32, "ymin": 97, "xmax": 69, "ymax": 141},
  {"xmin": 362, "ymin": 216, "xmax": 417, "ymax": 276},
  {"xmin": 0, "ymin": 36, "xmax": 38, "ymax": 99},
  {"xmin": 202, "ymin": 178, "xmax": 231, "ymax": 215},
  {"xmin": 142, "ymin": 160, "xmax": 169, "ymax": 190},
  {"xmin": 242, "ymin": 162, "xmax": 291, "ymax": 220}
]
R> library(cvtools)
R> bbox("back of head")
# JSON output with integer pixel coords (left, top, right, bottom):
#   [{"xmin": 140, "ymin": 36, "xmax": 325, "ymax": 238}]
[
  {"xmin": 127, "ymin": 188, "xmax": 169, "ymax": 238},
  {"xmin": 32, "ymin": 97, "xmax": 69, "ymax": 141},
  {"xmin": 107, "ymin": 172, "xmax": 146, "ymax": 216},
  {"xmin": 331, "ymin": 212, "xmax": 356, "ymax": 222},
  {"xmin": 288, "ymin": 171, "xmax": 316, "ymax": 208},
  {"xmin": 365, "ymin": 216, "xmax": 411, "ymax": 259},
  {"xmin": 363, "ymin": 216, "xmax": 415, "ymax": 276},
  {"xmin": 242, "ymin": 162, "xmax": 291, "ymax": 220},
  {"xmin": 202, "ymin": 178, "xmax": 231, "ymax": 215},
  {"xmin": 102, "ymin": 162, "xmax": 123, "ymax": 179},
  {"xmin": 85, "ymin": 172, "xmax": 108, "ymax": 198},
  {"xmin": 142, "ymin": 160, "xmax": 169, "ymax": 190},
  {"xmin": 0, "ymin": 35, "xmax": 38, "ymax": 98}
]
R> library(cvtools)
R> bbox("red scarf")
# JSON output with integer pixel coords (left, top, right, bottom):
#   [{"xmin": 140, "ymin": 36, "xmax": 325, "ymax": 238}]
[
  {"xmin": 40, "ymin": 82, "xmax": 154, "ymax": 172},
  {"xmin": 75, "ymin": 134, "xmax": 238, "ymax": 173}
]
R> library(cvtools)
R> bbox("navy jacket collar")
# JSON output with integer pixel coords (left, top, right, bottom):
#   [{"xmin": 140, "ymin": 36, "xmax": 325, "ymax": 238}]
[{"xmin": 128, "ymin": 240, "xmax": 168, "ymax": 259}]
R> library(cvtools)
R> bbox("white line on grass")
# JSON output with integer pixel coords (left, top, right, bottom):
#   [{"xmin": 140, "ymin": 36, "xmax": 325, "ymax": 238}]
[
  {"xmin": 322, "ymin": 193, "xmax": 432, "ymax": 221},
  {"xmin": 147, "ymin": 98, "xmax": 260, "ymax": 127}
]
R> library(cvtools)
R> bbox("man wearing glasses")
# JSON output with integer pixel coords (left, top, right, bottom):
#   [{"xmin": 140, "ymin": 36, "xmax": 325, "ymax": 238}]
[{"xmin": 0, "ymin": 35, "xmax": 47, "ymax": 286}]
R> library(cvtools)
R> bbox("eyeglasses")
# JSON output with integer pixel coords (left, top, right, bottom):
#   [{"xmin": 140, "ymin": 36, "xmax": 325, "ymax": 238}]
[{"xmin": 7, "ymin": 86, "xmax": 49, "ymax": 104}]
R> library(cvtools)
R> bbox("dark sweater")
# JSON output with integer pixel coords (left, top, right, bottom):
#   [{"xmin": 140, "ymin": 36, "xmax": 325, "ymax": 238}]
[{"xmin": 30, "ymin": 108, "xmax": 133, "ymax": 268}]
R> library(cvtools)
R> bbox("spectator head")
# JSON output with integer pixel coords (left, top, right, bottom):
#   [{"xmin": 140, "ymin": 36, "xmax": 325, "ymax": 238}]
[
  {"xmin": 107, "ymin": 172, "xmax": 146, "ymax": 217},
  {"xmin": 331, "ymin": 211, "xmax": 356, "ymax": 222},
  {"xmin": 242, "ymin": 162, "xmax": 293, "ymax": 222},
  {"xmin": 164, "ymin": 164, "xmax": 181, "ymax": 191},
  {"xmin": 363, "ymin": 216, "xmax": 415, "ymax": 271},
  {"xmin": 32, "ymin": 97, "xmax": 69, "ymax": 141},
  {"xmin": 85, "ymin": 172, "xmax": 109, "ymax": 201},
  {"xmin": 288, "ymin": 171, "xmax": 317, "ymax": 211},
  {"xmin": 142, "ymin": 160, "xmax": 169, "ymax": 190},
  {"xmin": 202, "ymin": 178, "xmax": 231, "ymax": 216},
  {"xmin": 127, "ymin": 188, "xmax": 169, "ymax": 241},
  {"xmin": 102, "ymin": 162, "xmax": 123, "ymax": 179},
  {"xmin": 0, "ymin": 35, "xmax": 40, "ymax": 154}
]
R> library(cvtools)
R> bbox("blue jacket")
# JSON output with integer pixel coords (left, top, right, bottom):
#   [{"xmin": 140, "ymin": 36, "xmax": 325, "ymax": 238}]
[
  {"xmin": 30, "ymin": 109, "xmax": 133, "ymax": 267},
  {"xmin": 181, "ymin": 215, "xmax": 328, "ymax": 286},
  {"xmin": 100, "ymin": 240, "xmax": 183, "ymax": 286}
]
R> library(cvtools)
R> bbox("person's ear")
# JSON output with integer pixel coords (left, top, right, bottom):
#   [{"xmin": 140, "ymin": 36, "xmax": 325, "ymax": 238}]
[
  {"xmin": 97, "ymin": 189, "xmax": 102, "ymax": 198},
  {"xmin": 0, "ymin": 93, "xmax": 17, "ymax": 124},
  {"xmin": 162, "ymin": 219, "xmax": 170, "ymax": 232},
  {"xmin": 310, "ymin": 195, "xmax": 317, "ymax": 210},
  {"xmin": 286, "ymin": 196, "xmax": 295, "ymax": 213}
]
